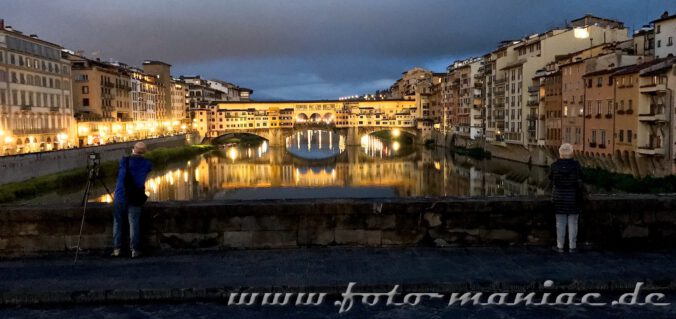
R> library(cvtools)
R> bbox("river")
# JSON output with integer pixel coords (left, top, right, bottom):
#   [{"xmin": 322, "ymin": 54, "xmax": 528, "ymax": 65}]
[{"xmin": 11, "ymin": 129, "xmax": 553, "ymax": 205}]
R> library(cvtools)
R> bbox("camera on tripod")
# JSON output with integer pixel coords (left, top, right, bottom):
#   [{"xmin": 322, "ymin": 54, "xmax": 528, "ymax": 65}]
[{"xmin": 87, "ymin": 152, "xmax": 101, "ymax": 169}]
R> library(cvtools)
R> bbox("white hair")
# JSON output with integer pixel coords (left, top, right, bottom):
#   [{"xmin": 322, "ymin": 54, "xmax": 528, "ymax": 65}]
[{"xmin": 558, "ymin": 143, "xmax": 574, "ymax": 159}]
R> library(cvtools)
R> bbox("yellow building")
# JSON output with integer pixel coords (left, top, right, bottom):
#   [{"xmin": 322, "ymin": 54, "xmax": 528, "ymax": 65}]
[
  {"xmin": 191, "ymin": 100, "xmax": 418, "ymax": 139},
  {"xmin": 0, "ymin": 23, "xmax": 75, "ymax": 154}
]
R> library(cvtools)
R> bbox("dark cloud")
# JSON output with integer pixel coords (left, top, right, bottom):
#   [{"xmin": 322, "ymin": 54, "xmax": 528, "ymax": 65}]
[{"xmin": 1, "ymin": 0, "xmax": 672, "ymax": 99}]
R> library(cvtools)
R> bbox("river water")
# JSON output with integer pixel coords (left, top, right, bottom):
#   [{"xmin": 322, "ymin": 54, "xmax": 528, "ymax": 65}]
[
  {"xmin": 12, "ymin": 129, "xmax": 553, "ymax": 205},
  {"xmin": 93, "ymin": 129, "xmax": 551, "ymax": 203}
]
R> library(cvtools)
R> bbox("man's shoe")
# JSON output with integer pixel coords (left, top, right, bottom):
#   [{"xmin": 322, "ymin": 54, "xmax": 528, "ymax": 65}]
[
  {"xmin": 552, "ymin": 246, "xmax": 565, "ymax": 253},
  {"xmin": 111, "ymin": 249, "xmax": 121, "ymax": 257},
  {"xmin": 131, "ymin": 250, "xmax": 142, "ymax": 259}
]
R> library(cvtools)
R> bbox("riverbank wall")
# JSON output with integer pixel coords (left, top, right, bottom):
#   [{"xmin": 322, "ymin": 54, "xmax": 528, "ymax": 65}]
[
  {"xmin": 0, "ymin": 133, "xmax": 200, "ymax": 184},
  {"xmin": 434, "ymin": 131, "xmax": 674, "ymax": 177}
]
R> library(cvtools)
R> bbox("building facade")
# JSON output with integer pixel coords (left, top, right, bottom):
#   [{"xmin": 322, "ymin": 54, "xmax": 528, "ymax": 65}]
[
  {"xmin": 0, "ymin": 23, "xmax": 74, "ymax": 154},
  {"xmin": 652, "ymin": 12, "xmax": 676, "ymax": 59}
]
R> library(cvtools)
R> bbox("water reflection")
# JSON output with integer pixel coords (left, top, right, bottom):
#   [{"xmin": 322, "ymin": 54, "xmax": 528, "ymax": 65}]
[
  {"xmin": 285, "ymin": 130, "xmax": 345, "ymax": 160},
  {"xmin": 89, "ymin": 142, "xmax": 550, "ymax": 203}
]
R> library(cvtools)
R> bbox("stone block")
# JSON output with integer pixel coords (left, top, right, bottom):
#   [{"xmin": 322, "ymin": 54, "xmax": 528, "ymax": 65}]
[
  {"xmin": 622, "ymin": 225, "xmax": 649, "ymax": 238},
  {"xmin": 160, "ymin": 232, "xmax": 220, "ymax": 249},
  {"xmin": 365, "ymin": 214, "xmax": 396, "ymax": 230},
  {"xmin": 64, "ymin": 234, "xmax": 111, "ymax": 251},
  {"xmin": 252, "ymin": 231, "xmax": 297, "ymax": 248},
  {"xmin": 423, "ymin": 212, "xmax": 442, "ymax": 227},
  {"xmin": 298, "ymin": 228, "xmax": 334, "ymax": 246},
  {"xmin": 223, "ymin": 231, "xmax": 253, "ymax": 248},
  {"xmin": 334, "ymin": 229, "xmax": 381, "ymax": 246},
  {"xmin": 381, "ymin": 230, "xmax": 425, "ymax": 246}
]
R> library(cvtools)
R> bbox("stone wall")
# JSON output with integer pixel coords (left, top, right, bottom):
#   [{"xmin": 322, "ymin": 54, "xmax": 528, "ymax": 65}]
[
  {"xmin": 0, "ymin": 195, "xmax": 674, "ymax": 255},
  {"xmin": 0, "ymin": 134, "xmax": 194, "ymax": 184}
]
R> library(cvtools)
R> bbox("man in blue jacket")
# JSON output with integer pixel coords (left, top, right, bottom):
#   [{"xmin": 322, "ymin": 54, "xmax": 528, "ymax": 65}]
[{"xmin": 112, "ymin": 142, "xmax": 152, "ymax": 258}]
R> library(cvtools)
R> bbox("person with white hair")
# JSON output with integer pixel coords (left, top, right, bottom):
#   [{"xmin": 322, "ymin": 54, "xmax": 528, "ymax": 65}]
[
  {"xmin": 548, "ymin": 143, "xmax": 586, "ymax": 253},
  {"xmin": 111, "ymin": 142, "xmax": 152, "ymax": 258}
]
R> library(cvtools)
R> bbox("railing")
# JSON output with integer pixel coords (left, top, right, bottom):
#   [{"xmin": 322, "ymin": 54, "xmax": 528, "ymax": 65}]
[
  {"xmin": 49, "ymin": 107, "xmax": 60, "ymax": 112},
  {"xmin": 11, "ymin": 128, "xmax": 62, "ymax": 134},
  {"xmin": 20, "ymin": 105, "xmax": 32, "ymax": 111}
]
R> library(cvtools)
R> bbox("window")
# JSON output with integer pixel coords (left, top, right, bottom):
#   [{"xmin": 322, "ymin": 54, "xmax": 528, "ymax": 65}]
[
  {"xmin": 82, "ymin": 98, "xmax": 90, "ymax": 107},
  {"xmin": 82, "ymin": 86, "xmax": 89, "ymax": 94},
  {"xmin": 657, "ymin": 40, "xmax": 661, "ymax": 48},
  {"xmin": 656, "ymin": 25, "xmax": 661, "ymax": 34},
  {"xmin": 600, "ymin": 130, "xmax": 606, "ymax": 146},
  {"xmin": 607, "ymin": 100, "xmax": 612, "ymax": 114},
  {"xmin": 627, "ymin": 130, "xmax": 633, "ymax": 143},
  {"xmin": 619, "ymin": 130, "xmax": 624, "ymax": 142},
  {"xmin": 669, "ymin": 37, "xmax": 674, "ymax": 46},
  {"xmin": 591, "ymin": 129, "xmax": 597, "ymax": 144},
  {"xmin": 597, "ymin": 77, "xmax": 603, "ymax": 87},
  {"xmin": 596, "ymin": 101, "xmax": 602, "ymax": 114}
]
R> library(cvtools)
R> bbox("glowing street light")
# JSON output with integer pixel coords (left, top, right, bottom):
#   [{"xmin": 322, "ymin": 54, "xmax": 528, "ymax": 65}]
[
  {"xmin": 391, "ymin": 128, "xmax": 401, "ymax": 138},
  {"xmin": 574, "ymin": 27, "xmax": 590, "ymax": 39}
]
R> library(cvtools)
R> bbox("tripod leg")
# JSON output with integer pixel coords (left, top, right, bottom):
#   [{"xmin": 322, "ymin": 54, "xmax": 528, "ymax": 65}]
[
  {"xmin": 81, "ymin": 177, "xmax": 92, "ymax": 207},
  {"xmin": 75, "ymin": 173, "xmax": 94, "ymax": 265},
  {"xmin": 98, "ymin": 177, "xmax": 114, "ymax": 199}
]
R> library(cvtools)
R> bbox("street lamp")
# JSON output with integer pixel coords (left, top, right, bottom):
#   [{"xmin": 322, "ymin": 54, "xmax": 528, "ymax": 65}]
[{"xmin": 574, "ymin": 27, "xmax": 593, "ymax": 57}]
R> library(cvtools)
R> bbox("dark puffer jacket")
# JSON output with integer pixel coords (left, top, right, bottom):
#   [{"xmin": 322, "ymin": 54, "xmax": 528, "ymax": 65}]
[{"xmin": 549, "ymin": 158, "xmax": 583, "ymax": 215}]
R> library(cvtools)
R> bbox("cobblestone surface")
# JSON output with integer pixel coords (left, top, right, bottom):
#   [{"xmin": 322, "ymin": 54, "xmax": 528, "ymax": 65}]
[
  {"xmin": 1, "ymin": 247, "xmax": 676, "ymax": 308},
  {"xmin": 2, "ymin": 300, "xmax": 675, "ymax": 319}
]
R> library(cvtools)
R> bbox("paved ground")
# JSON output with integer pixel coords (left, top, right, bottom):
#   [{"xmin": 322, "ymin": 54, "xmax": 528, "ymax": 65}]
[
  {"xmin": 1, "ymin": 247, "xmax": 676, "ymax": 317},
  {"xmin": 3, "ymin": 301, "xmax": 676, "ymax": 319}
]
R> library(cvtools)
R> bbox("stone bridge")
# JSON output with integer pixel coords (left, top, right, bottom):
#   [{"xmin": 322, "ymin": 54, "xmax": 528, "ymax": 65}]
[{"xmin": 209, "ymin": 126, "xmax": 421, "ymax": 147}]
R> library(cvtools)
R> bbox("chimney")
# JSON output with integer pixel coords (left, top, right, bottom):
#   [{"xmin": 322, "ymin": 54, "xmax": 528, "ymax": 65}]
[
  {"xmin": 0, "ymin": 19, "xmax": 4, "ymax": 29},
  {"xmin": 29, "ymin": 34, "xmax": 38, "ymax": 38},
  {"xmin": 662, "ymin": 11, "xmax": 669, "ymax": 19}
]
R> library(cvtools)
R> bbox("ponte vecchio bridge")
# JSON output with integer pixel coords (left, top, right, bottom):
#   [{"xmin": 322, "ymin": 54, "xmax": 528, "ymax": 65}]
[{"xmin": 191, "ymin": 100, "xmax": 431, "ymax": 146}]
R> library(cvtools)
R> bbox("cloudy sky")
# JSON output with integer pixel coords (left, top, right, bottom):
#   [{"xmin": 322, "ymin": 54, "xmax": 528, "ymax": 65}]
[{"xmin": 2, "ymin": 0, "xmax": 672, "ymax": 100}]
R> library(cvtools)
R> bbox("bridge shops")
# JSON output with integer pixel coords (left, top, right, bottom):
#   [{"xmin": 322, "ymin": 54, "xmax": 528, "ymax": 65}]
[{"xmin": 190, "ymin": 99, "xmax": 431, "ymax": 145}]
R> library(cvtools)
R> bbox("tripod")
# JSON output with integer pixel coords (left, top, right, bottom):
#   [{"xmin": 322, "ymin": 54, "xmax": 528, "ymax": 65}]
[{"xmin": 74, "ymin": 152, "xmax": 113, "ymax": 265}]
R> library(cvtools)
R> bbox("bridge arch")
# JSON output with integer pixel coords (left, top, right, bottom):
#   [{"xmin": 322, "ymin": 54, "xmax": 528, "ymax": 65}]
[
  {"xmin": 309, "ymin": 113, "xmax": 322, "ymax": 123},
  {"xmin": 296, "ymin": 113, "xmax": 308, "ymax": 123},
  {"xmin": 212, "ymin": 132, "xmax": 270, "ymax": 145},
  {"xmin": 322, "ymin": 113, "xmax": 334, "ymax": 124}
]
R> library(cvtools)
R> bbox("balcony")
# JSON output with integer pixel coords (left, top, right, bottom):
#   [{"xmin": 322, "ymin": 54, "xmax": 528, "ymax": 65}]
[
  {"xmin": 526, "ymin": 100, "xmax": 539, "ymax": 107},
  {"xmin": 638, "ymin": 145, "xmax": 665, "ymax": 156},
  {"xmin": 49, "ymin": 106, "xmax": 60, "ymax": 112},
  {"xmin": 527, "ymin": 86, "xmax": 539, "ymax": 94},
  {"xmin": 102, "ymin": 82, "xmax": 115, "ymax": 88},
  {"xmin": 640, "ymin": 83, "xmax": 667, "ymax": 94},
  {"xmin": 20, "ymin": 105, "xmax": 32, "ymax": 111},
  {"xmin": 638, "ymin": 112, "xmax": 668, "ymax": 122},
  {"xmin": 526, "ymin": 114, "xmax": 538, "ymax": 121}
]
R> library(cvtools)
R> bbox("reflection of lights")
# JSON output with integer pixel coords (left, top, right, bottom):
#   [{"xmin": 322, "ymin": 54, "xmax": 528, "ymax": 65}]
[
  {"xmin": 228, "ymin": 147, "xmax": 238, "ymax": 161},
  {"xmin": 183, "ymin": 171, "xmax": 189, "ymax": 183},
  {"xmin": 4, "ymin": 136, "xmax": 14, "ymax": 144},
  {"xmin": 194, "ymin": 168, "xmax": 199, "ymax": 182},
  {"xmin": 392, "ymin": 129, "xmax": 401, "ymax": 138},
  {"xmin": 360, "ymin": 135, "xmax": 369, "ymax": 147},
  {"xmin": 103, "ymin": 194, "xmax": 113, "ymax": 203},
  {"xmin": 434, "ymin": 161, "xmax": 441, "ymax": 170},
  {"xmin": 392, "ymin": 141, "xmax": 400, "ymax": 152}
]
